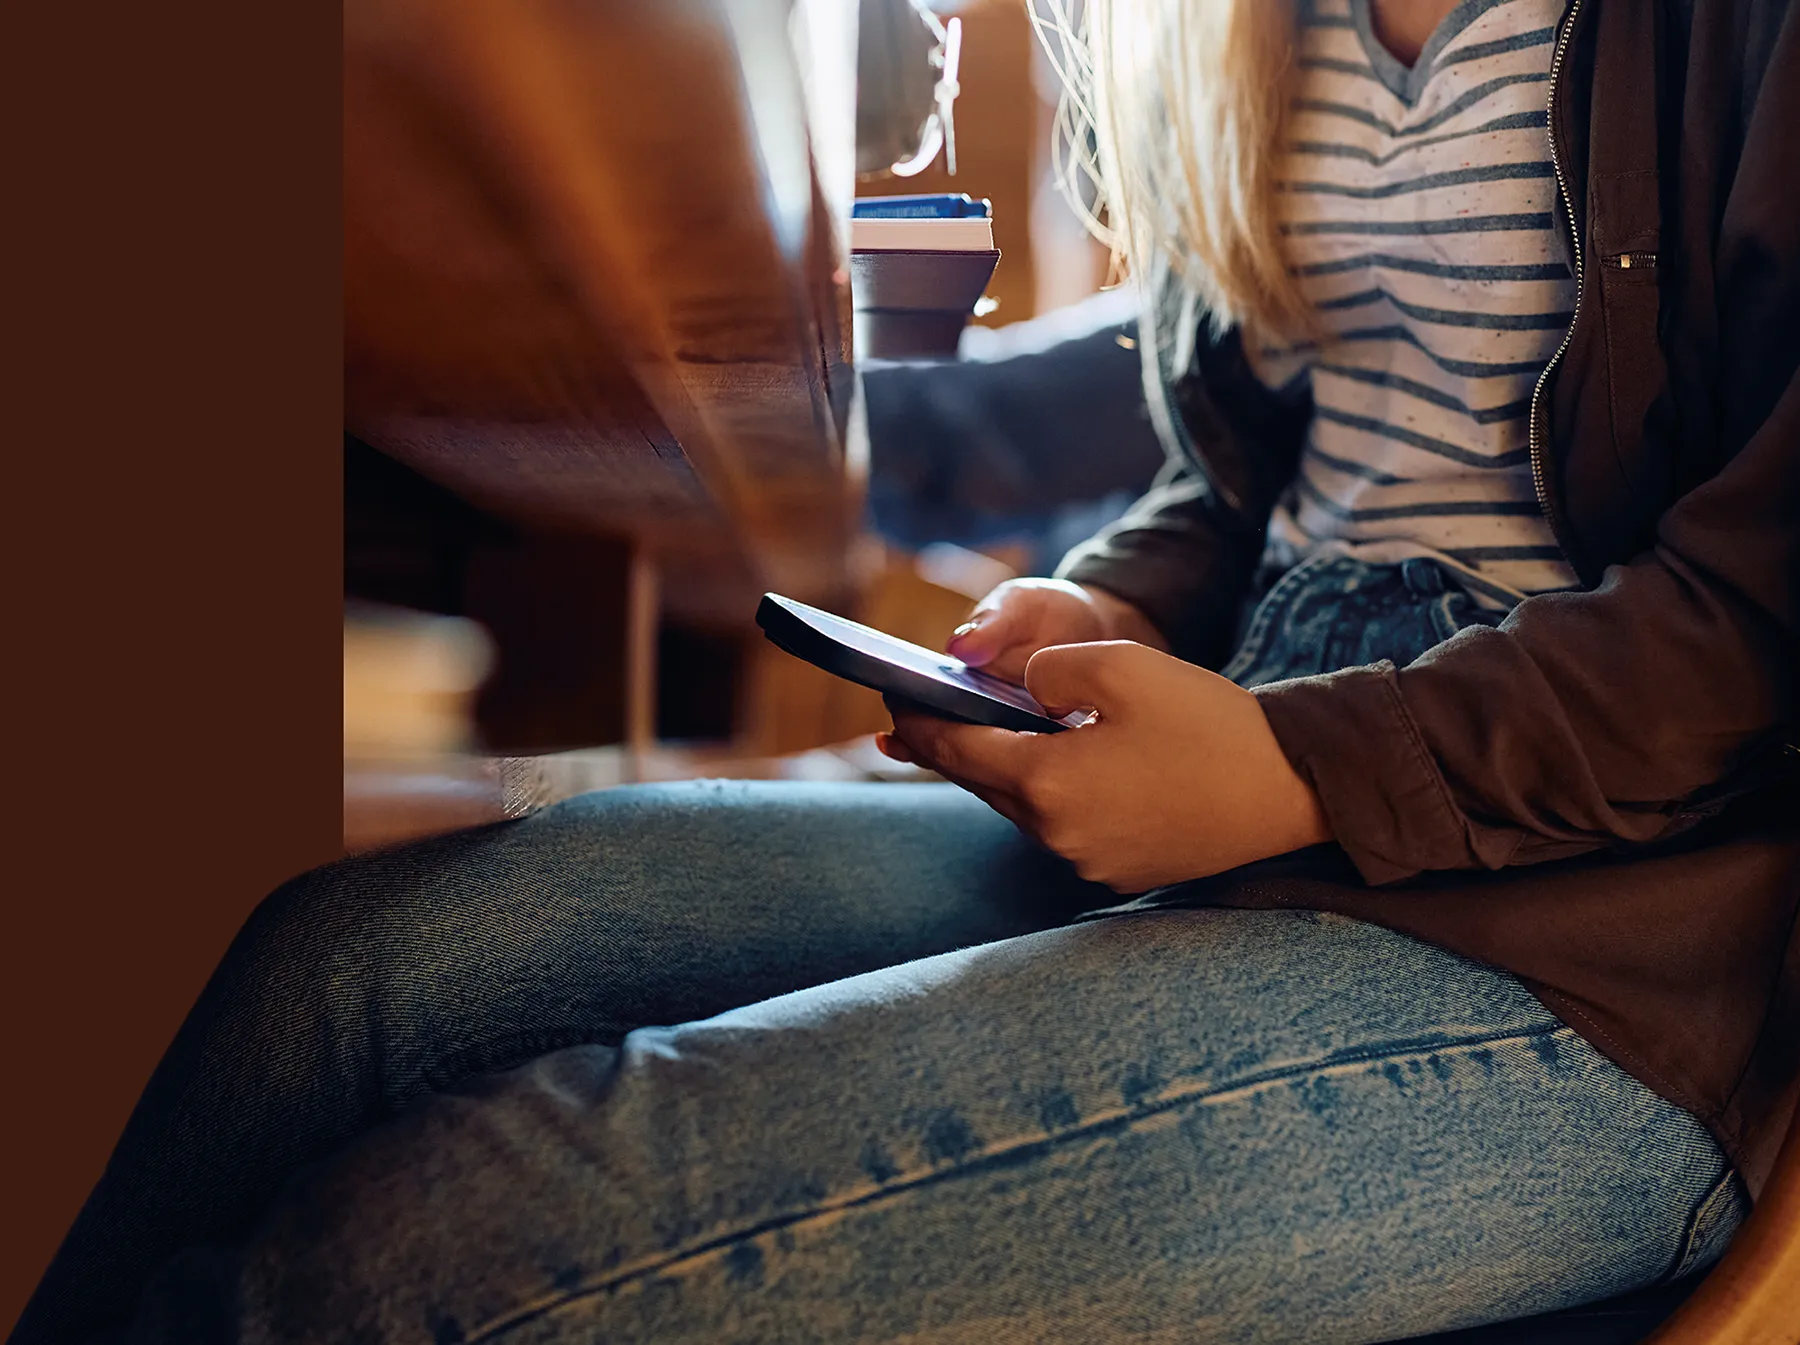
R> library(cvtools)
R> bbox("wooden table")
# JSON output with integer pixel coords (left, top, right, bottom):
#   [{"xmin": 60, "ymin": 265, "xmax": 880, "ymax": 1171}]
[{"xmin": 345, "ymin": 0, "xmax": 866, "ymax": 753}]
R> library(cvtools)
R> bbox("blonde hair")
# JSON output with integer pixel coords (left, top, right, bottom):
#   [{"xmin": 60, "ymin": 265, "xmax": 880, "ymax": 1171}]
[{"xmin": 1032, "ymin": 0, "xmax": 1310, "ymax": 360}]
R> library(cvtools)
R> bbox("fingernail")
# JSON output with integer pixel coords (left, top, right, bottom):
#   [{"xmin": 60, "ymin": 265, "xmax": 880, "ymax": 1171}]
[{"xmin": 950, "ymin": 620, "xmax": 981, "ymax": 640}]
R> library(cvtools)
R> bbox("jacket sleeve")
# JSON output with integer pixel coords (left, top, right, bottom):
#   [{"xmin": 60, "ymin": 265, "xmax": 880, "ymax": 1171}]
[
  {"xmin": 1254, "ymin": 404, "xmax": 1798, "ymax": 881},
  {"xmin": 860, "ymin": 298, "xmax": 1165, "ymax": 550},
  {"xmin": 1252, "ymin": 13, "xmax": 1800, "ymax": 882}
]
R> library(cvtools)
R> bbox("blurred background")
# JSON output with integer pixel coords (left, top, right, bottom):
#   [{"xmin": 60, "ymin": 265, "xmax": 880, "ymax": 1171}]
[{"xmin": 343, "ymin": 0, "xmax": 1166, "ymax": 852}]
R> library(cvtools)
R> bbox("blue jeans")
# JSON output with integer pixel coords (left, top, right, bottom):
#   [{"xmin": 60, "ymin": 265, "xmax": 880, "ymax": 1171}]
[
  {"xmin": 1222, "ymin": 553, "xmax": 1504, "ymax": 689},
  {"xmin": 16, "ymin": 561, "xmax": 1745, "ymax": 1345}
]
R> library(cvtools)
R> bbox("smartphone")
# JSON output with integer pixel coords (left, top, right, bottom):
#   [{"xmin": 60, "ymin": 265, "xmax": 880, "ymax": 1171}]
[{"xmin": 756, "ymin": 593, "xmax": 1081, "ymax": 734}]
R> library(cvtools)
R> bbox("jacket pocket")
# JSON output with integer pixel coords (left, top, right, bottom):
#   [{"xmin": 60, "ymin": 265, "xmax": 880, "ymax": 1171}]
[{"xmin": 1590, "ymin": 170, "xmax": 1671, "ymax": 512}]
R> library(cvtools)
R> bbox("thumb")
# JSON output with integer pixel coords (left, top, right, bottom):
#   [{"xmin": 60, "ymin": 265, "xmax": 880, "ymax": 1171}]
[
  {"xmin": 1023, "ymin": 642, "xmax": 1134, "ymax": 719},
  {"xmin": 947, "ymin": 599, "xmax": 1027, "ymax": 666}
]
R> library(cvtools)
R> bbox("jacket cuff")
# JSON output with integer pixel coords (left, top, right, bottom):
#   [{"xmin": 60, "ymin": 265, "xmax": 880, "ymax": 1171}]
[{"xmin": 1253, "ymin": 663, "xmax": 1478, "ymax": 885}]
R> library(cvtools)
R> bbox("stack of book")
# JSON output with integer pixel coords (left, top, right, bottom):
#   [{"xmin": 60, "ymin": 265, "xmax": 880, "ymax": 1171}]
[{"xmin": 850, "ymin": 193, "xmax": 1001, "ymax": 360}]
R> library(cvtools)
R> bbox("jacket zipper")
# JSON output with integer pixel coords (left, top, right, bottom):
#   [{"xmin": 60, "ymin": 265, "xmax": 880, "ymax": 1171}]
[
  {"xmin": 1527, "ymin": 0, "xmax": 1588, "ymax": 568},
  {"xmin": 1603, "ymin": 251, "xmax": 1658, "ymax": 270}
]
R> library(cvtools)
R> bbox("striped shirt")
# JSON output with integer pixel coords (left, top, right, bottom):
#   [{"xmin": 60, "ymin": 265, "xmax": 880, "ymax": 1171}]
[{"xmin": 1252, "ymin": 0, "xmax": 1580, "ymax": 607}]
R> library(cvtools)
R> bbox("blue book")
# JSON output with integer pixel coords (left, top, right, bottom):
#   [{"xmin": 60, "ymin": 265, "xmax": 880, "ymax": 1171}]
[{"xmin": 852, "ymin": 193, "xmax": 992, "ymax": 220}]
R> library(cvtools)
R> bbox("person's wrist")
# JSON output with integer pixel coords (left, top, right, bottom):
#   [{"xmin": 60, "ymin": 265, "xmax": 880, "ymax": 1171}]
[
  {"xmin": 1274, "ymin": 763, "xmax": 1333, "ymax": 851},
  {"xmin": 1256, "ymin": 708, "xmax": 1333, "ymax": 852}
]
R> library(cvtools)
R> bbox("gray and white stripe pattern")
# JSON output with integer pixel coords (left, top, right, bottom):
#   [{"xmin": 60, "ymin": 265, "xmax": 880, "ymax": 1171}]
[{"xmin": 1254, "ymin": 0, "xmax": 1579, "ymax": 606}]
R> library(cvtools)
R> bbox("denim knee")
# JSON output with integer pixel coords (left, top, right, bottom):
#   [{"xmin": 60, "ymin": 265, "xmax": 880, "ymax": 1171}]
[{"xmin": 194, "ymin": 832, "xmax": 530, "ymax": 1105}]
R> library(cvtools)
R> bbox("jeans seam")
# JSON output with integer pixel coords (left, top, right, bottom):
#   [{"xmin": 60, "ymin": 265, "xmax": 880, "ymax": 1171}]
[
  {"xmin": 1427, "ymin": 590, "xmax": 1462, "ymax": 645},
  {"xmin": 1666, "ymin": 1165, "xmax": 1742, "ymax": 1283},
  {"xmin": 1529, "ymin": 986, "xmax": 1709, "ymax": 1121},
  {"xmin": 463, "ymin": 1020, "xmax": 1570, "ymax": 1342}
]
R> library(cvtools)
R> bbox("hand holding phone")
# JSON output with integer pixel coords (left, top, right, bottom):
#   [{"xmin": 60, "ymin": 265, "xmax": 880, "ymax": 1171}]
[{"xmin": 946, "ymin": 578, "xmax": 1166, "ymax": 683}]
